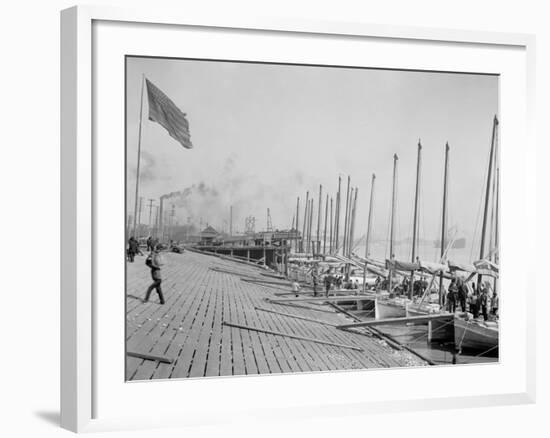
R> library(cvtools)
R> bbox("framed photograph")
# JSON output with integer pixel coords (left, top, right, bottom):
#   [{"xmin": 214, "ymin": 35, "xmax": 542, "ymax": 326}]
[{"xmin": 61, "ymin": 5, "xmax": 536, "ymax": 433}]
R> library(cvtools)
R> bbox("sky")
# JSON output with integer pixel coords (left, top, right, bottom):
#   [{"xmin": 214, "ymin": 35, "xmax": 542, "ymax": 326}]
[{"xmin": 126, "ymin": 56, "xmax": 498, "ymax": 262}]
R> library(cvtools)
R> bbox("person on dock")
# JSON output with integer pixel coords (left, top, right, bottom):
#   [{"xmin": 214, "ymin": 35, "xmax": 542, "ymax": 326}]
[
  {"xmin": 491, "ymin": 291, "xmax": 499, "ymax": 317},
  {"xmin": 127, "ymin": 236, "xmax": 141, "ymax": 262},
  {"xmin": 457, "ymin": 278, "xmax": 468, "ymax": 312},
  {"xmin": 469, "ymin": 289, "xmax": 479, "ymax": 318},
  {"xmin": 446, "ymin": 279, "xmax": 458, "ymax": 313},
  {"xmin": 480, "ymin": 285, "xmax": 490, "ymax": 321},
  {"xmin": 324, "ymin": 272, "xmax": 333, "ymax": 297},
  {"xmin": 312, "ymin": 272, "xmax": 319, "ymax": 297},
  {"xmin": 291, "ymin": 280, "xmax": 301, "ymax": 297},
  {"xmin": 144, "ymin": 245, "xmax": 165, "ymax": 305}
]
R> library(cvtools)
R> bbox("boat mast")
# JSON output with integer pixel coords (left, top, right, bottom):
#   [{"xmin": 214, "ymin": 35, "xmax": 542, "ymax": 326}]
[
  {"xmin": 410, "ymin": 140, "xmax": 422, "ymax": 299},
  {"xmin": 494, "ymin": 167, "xmax": 499, "ymax": 294},
  {"xmin": 478, "ymin": 116, "xmax": 499, "ymax": 288},
  {"xmin": 439, "ymin": 142, "xmax": 450, "ymax": 305},
  {"xmin": 343, "ymin": 176, "xmax": 351, "ymax": 258},
  {"xmin": 349, "ymin": 187, "xmax": 359, "ymax": 258},
  {"xmin": 334, "ymin": 177, "xmax": 342, "ymax": 254},
  {"xmin": 295, "ymin": 197, "xmax": 300, "ymax": 253},
  {"xmin": 323, "ymin": 193, "xmax": 329, "ymax": 254},
  {"xmin": 316, "ymin": 184, "xmax": 322, "ymax": 254},
  {"xmin": 365, "ymin": 174, "xmax": 376, "ymax": 258},
  {"xmin": 301, "ymin": 191, "xmax": 309, "ymax": 253},
  {"xmin": 329, "ymin": 197, "xmax": 334, "ymax": 254},
  {"xmin": 388, "ymin": 154, "xmax": 398, "ymax": 294},
  {"xmin": 363, "ymin": 174, "xmax": 376, "ymax": 292}
]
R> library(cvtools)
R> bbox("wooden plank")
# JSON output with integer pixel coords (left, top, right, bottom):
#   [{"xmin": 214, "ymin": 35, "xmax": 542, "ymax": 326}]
[
  {"xmin": 127, "ymin": 351, "xmax": 173, "ymax": 364},
  {"xmin": 233, "ymin": 282, "xmax": 270, "ymax": 374},
  {"xmin": 226, "ymin": 283, "xmax": 247, "ymax": 376},
  {"xmin": 219, "ymin": 286, "xmax": 234, "ymax": 376},
  {"xmin": 242, "ymin": 282, "xmax": 303, "ymax": 373},
  {"xmin": 153, "ymin": 263, "xmax": 213, "ymax": 379},
  {"xmin": 238, "ymin": 286, "xmax": 289, "ymax": 374},
  {"xmin": 204, "ymin": 283, "xmax": 224, "ymax": 377},
  {"xmin": 231, "ymin": 282, "xmax": 259, "ymax": 375},
  {"xmin": 337, "ymin": 313, "xmax": 455, "ymax": 329},
  {"xmin": 170, "ymin": 280, "xmax": 216, "ymax": 378},
  {"xmin": 263, "ymin": 304, "xmax": 340, "ymax": 371},
  {"xmin": 255, "ymin": 307, "xmax": 338, "ymax": 327},
  {"xmin": 189, "ymin": 283, "xmax": 219, "ymax": 377},
  {"xmin": 131, "ymin": 262, "xmax": 204, "ymax": 380},
  {"xmin": 270, "ymin": 301, "xmax": 337, "ymax": 314},
  {"xmin": 223, "ymin": 321, "xmax": 364, "ymax": 351},
  {"xmin": 268, "ymin": 295, "xmax": 374, "ymax": 303}
]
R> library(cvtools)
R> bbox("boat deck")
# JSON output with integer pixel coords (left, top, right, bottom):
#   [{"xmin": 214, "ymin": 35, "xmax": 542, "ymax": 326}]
[{"xmin": 126, "ymin": 251, "xmax": 426, "ymax": 380}]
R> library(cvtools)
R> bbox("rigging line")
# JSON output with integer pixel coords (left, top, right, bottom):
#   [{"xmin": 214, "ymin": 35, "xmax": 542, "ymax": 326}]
[
  {"xmin": 402, "ymin": 319, "xmax": 456, "ymax": 345},
  {"xmin": 474, "ymin": 343, "xmax": 499, "ymax": 358}
]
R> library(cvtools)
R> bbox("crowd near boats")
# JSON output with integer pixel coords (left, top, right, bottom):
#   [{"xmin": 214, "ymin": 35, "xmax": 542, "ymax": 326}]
[{"xmin": 278, "ymin": 116, "xmax": 500, "ymax": 360}]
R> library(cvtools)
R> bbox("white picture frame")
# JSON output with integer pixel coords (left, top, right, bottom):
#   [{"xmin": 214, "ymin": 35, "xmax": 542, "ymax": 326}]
[{"xmin": 60, "ymin": 5, "xmax": 536, "ymax": 433}]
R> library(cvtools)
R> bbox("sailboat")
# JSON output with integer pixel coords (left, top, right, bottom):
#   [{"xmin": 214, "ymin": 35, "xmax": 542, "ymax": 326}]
[{"xmin": 453, "ymin": 116, "xmax": 500, "ymax": 356}]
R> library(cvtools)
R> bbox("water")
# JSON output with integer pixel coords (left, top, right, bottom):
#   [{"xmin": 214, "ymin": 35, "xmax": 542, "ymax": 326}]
[
  {"xmin": 351, "ymin": 309, "xmax": 498, "ymax": 366},
  {"xmin": 375, "ymin": 324, "xmax": 498, "ymax": 366}
]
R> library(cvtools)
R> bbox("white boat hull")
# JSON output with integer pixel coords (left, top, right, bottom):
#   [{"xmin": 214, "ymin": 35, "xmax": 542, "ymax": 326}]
[
  {"xmin": 375, "ymin": 299, "xmax": 407, "ymax": 320},
  {"xmin": 454, "ymin": 318, "xmax": 498, "ymax": 355}
]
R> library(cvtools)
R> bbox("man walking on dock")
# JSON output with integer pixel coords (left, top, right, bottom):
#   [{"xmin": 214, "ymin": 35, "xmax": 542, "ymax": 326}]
[{"xmin": 144, "ymin": 245, "xmax": 165, "ymax": 305}]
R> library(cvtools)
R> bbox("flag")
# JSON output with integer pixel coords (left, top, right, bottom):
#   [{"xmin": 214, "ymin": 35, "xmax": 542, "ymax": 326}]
[{"xmin": 146, "ymin": 79, "xmax": 193, "ymax": 149}]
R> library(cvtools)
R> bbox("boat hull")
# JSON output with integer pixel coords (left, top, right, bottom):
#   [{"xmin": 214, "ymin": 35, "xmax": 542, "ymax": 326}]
[
  {"xmin": 375, "ymin": 299, "xmax": 407, "ymax": 319},
  {"xmin": 454, "ymin": 318, "xmax": 498, "ymax": 356},
  {"xmin": 407, "ymin": 306, "xmax": 455, "ymax": 343}
]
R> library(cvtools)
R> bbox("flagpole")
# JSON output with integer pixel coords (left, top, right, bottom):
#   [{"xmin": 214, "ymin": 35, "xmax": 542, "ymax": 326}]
[{"xmin": 132, "ymin": 74, "xmax": 146, "ymax": 238}]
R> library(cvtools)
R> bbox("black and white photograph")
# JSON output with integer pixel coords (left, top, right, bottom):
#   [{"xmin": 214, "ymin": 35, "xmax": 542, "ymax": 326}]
[{"xmin": 125, "ymin": 56, "xmax": 500, "ymax": 381}]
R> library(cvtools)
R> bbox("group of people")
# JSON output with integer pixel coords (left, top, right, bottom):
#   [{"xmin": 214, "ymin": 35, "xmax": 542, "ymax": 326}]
[
  {"xmin": 446, "ymin": 278, "xmax": 498, "ymax": 321},
  {"xmin": 126, "ymin": 236, "xmax": 143, "ymax": 262}
]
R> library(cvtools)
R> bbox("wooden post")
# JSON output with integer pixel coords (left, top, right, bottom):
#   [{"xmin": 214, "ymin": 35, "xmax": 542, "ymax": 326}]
[
  {"xmin": 132, "ymin": 74, "xmax": 146, "ymax": 238},
  {"xmin": 410, "ymin": 140, "xmax": 422, "ymax": 299},
  {"xmin": 439, "ymin": 143, "xmax": 450, "ymax": 304}
]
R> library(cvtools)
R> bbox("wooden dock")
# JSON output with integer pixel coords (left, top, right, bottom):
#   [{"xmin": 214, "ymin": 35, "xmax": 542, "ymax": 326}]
[{"xmin": 126, "ymin": 251, "xmax": 426, "ymax": 381}]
